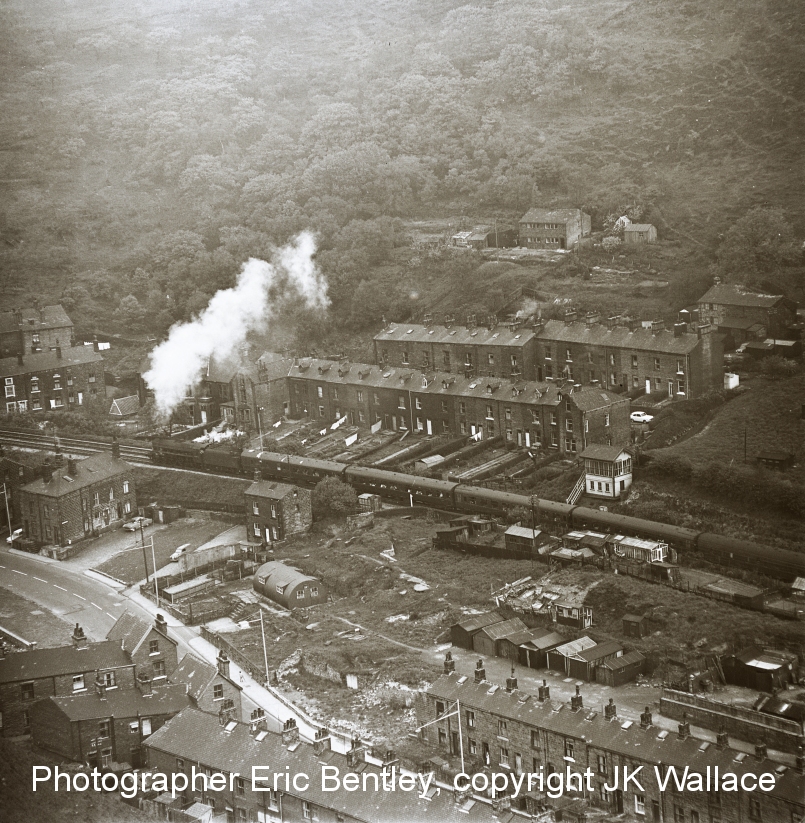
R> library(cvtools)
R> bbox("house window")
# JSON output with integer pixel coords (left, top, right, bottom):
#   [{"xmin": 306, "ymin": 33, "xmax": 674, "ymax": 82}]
[
  {"xmin": 31, "ymin": 377, "xmax": 40, "ymax": 393},
  {"xmin": 545, "ymin": 347, "xmax": 552, "ymax": 360},
  {"xmin": 565, "ymin": 348, "xmax": 572, "ymax": 361},
  {"xmin": 498, "ymin": 719, "xmax": 507, "ymax": 736},
  {"xmin": 332, "ymin": 387, "xmax": 338, "ymax": 400},
  {"xmin": 486, "ymin": 405, "xmax": 493, "ymax": 419},
  {"xmin": 564, "ymin": 739, "xmax": 574, "ymax": 760},
  {"xmin": 149, "ymin": 639, "xmax": 159, "ymax": 654},
  {"xmin": 545, "ymin": 363, "xmax": 553, "ymax": 378},
  {"xmin": 357, "ymin": 390, "xmax": 363, "ymax": 403},
  {"xmin": 488, "ymin": 354, "xmax": 494, "ymax": 365},
  {"xmin": 675, "ymin": 807, "xmax": 685, "ymax": 823},
  {"xmin": 604, "ymin": 413, "xmax": 610, "ymax": 427},
  {"xmin": 296, "ymin": 590, "xmax": 305, "ymax": 599},
  {"xmin": 443, "ymin": 351, "xmax": 450, "ymax": 367},
  {"xmin": 73, "ymin": 675, "xmax": 85, "ymax": 692},
  {"xmin": 550, "ymin": 413, "xmax": 557, "ymax": 426},
  {"xmin": 316, "ymin": 386, "xmax": 323, "ymax": 398},
  {"xmin": 435, "ymin": 701, "xmax": 445, "ymax": 717},
  {"xmin": 302, "ymin": 801, "xmax": 313, "ymax": 820},
  {"xmin": 20, "ymin": 682, "xmax": 35, "ymax": 701},
  {"xmin": 631, "ymin": 355, "xmax": 638, "ymax": 368},
  {"xmin": 153, "ymin": 660, "xmax": 166, "ymax": 678},
  {"xmin": 236, "ymin": 777, "xmax": 246, "ymax": 796},
  {"xmin": 499, "ymin": 746, "xmax": 509, "ymax": 766},
  {"xmin": 4, "ymin": 378, "xmax": 14, "ymax": 398},
  {"xmin": 213, "ymin": 684, "xmax": 224, "ymax": 700},
  {"xmin": 597, "ymin": 754, "xmax": 606, "ymax": 774},
  {"xmin": 253, "ymin": 523, "xmax": 260, "ymax": 537},
  {"xmin": 93, "ymin": 492, "xmax": 100, "ymax": 506},
  {"xmin": 505, "ymin": 406, "xmax": 511, "ymax": 420},
  {"xmin": 415, "ymin": 398, "xmax": 422, "ymax": 410},
  {"xmin": 748, "ymin": 797, "xmax": 762, "ymax": 820},
  {"xmin": 635, "ymin": 795, "xmax": 646, "ymax": 815},
  {"xmin": 373, "ymin": 393, "xmax": 380, "ymax": 405},
  {"xmin": 459, "ymin": 401, "xmax": 466, "ymax": 415},
  {"xmin": 130, "ymin": 721, "xmax": 139, "ymax": 733},
  {"xmin": 402, "ymin": 351, "xmax": 409, "ymax": 364},
  {"xmin": 270, "ymin": 504, "xmax": 276, "ymax": 519},
  {"xmin": 53, "ymin": 374, "xmax": 61, "ymax": 390},
  {"xmin": 565, "ymin": 419, "xmax": 573, "ymax": 432},
  {"xmin": 468, "ymin": 738, "xmax": 477, "ymax": 755},
  {"xmin": 100, "ymin": 671, "xmax": 116, "ymax": 687},
  {"xmin": 460, "ymin": 422, "xmax": 467, "ymax": 434},
  {"xmin": 252, "ymin": 501, "xmax": 259, "ymax": 516},
  {"xmin": 98, "ymin": 720, "xmax": 111, "ymax": 738},
  {"xmin": 530, "ymin": 730, "xmax": 539, "ymax": 748},
  {"xmin": 609, "ymin": 353, "xmax": 615, "ymax": 367},
  {"xmin": 466, "ymin": 710, "xmax": 475, "ymax": 728},
  {"xmin": 654, "ymin": 357, "xmax": 661, "ymax": 370},
  {"xmin": 318, "ymin": 405, "xmax": 325, "ymax": 418},
  {"xmin": 310, "ymin": 587, "xmax": 318, "ymax": 597},
  {"xmin": 141, "ymin": 717, "xmax": 152, "ymax": 735},
  {"xmin": 23, "ymin": 710, "xmax": 31, "ymax": 730},
  {"xmin": 123, "ymin": 481, "xmax": 129, "ymax": 494},
  {"xmin": 109, "ymin": 487, "xmax": 114, "ymax": 501},
  {"xmin": 655, "ymin": 377, "xmax": 662, "ymax": 390},
  {"xmin": 398, "ymin": 395, "xmax": 406, "ymax": 409}
]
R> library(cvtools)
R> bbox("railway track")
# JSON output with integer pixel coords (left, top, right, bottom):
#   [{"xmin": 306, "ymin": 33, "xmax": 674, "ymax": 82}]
[{"xmin": 0, "ymin": 428, "xmax": 152, "ymax": 461}]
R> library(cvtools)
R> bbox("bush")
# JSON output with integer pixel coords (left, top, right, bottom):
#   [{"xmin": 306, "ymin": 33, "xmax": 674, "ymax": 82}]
[{"xmin": 311, "ymin": 477, "xmax": 358, "ymax": 518}]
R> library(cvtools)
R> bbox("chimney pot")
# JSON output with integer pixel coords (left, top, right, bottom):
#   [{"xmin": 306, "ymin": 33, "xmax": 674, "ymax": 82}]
[
  {"xmin": 136, "ymin": 671, "xmax": 152, "ymax": 696},
  {"xmin": 570, "ymin": 686, "xmax": 583, "ymax": 712},
  {"xmin": 217, "ymin": 650, "xmax": 231, "ymax": 679},
  {"xmin": 640, "ymin": 706, "xmax": 653, "ymax": 729},
  {"xmin": 254, "ymin": 468, "xmax": 262, "ymax": 482},
  {"xmin": 796, "ymin": 743, "xmax": 805, "ymax": 774},
  {"xmin": 716, "ymin": 727, "xmax": 729, "ymax": 749},
  {"xmin": 755, "ymin": 741, "xmax": 767, "ymax": 761},
  {"xmin": 473, "ymin": 659, "xmax": 486, "ymax": 683},
  {"xmin": 111, "ymin": 437, "xmax": 120, "ymax": 460},
  {"xmin": 281, "ymin": 717, "xmax": 300, "ymax": 746},
  {"xmin": 313, "ymin": 726, "xmax": 331, "ymax": 755},
  {"xmin": 505, "ymin": 666, "xmax": 518, "ymax": 692},
  {"xmin": 155, "ymin": 613, "xmax": 168, "ymax": 634},
  {"xmin": 71, "ymin": 623, "xmax": 88, "ymax": 649},
  {"xmin": 604, "ymin": 697, "xmax": 617, "ymax": 720},
  {"xmin": 67, "ymin": 457, "xmax": 78, "ymax": 476},
  {"xmin": 42, "ymin": 458, "xmax": 53, "ymax": 484},
  {"xmin": 678, "ymin": 712, "xmax": 691, "ymax": 740},
  {"xmin": 538, "ymin": 679, "xmax": 550, "ymax": 701},
  {"xmin": 443, "ymin": 651, "xmax": 455, "ymax": 675}
]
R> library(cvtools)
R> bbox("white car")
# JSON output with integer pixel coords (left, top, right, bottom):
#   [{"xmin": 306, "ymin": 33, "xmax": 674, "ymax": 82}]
[
  {"xmin": 123, "ymin": 516, "xmax": 153, "ymax": 532},
  {"xmin": 630, "ymin": 411, "xmax": 654, "ymax": 423},
  {"xmin": 6, "ymin": 528, "xmax": 23, "ymax": 545},
  {"xmin": 170, "ymin": 543, "xmax": 190, "ymax": 562}
]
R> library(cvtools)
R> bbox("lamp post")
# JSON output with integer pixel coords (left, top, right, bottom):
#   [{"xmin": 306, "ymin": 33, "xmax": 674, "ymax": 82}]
[{"xmin": 1, "ymin": 482, "xmax": 11, "ymax": 537}]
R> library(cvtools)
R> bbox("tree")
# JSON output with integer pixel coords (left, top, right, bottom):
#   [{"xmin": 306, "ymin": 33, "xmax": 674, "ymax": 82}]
[
  {"xmin": 760, "ymin": 355, "xmax": 798, "ymax": 380},
  {"xmin": 716, "ymin": 207, "xmax": 798, "ymax": 280},
  {"xmin": 115, "ymin": 295, "xmax": 146, "ymax": 328},
  {"xmin": 311, "ymin": 477, "xmax": 358, "ymax": 518}
]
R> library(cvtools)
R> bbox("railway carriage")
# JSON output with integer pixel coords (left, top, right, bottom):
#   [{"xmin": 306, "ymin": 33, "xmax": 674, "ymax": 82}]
[
  {"xmin": 247, "ymin": 450, "xmax": 347, "ymax": 486},
  {"xmin": 345, "ymin": 466, "xmax": 457, "ymax": 507},
  {"xmin": 696, "ymin": 533, "xmax": 805, "ymax": 580},
  {"xmin": 571, "ymin": 506, "xmax": 699, "ymax": 551},
  {"xmin": 453, "ymin": 486, "xmax": 574, "ymax": 532}
]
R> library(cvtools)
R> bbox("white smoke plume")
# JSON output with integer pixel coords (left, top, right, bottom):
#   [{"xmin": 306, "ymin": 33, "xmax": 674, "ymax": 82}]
[{"xmin": 144, "ymin": 232, "xmax": 327, "ymax": 419}]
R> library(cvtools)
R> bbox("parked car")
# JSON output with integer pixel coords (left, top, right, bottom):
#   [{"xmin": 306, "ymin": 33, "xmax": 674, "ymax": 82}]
[
  {"xmin": 630, "ymin": 411, "xmax": 654, "ymax": 423},
  {"xmin": 123, "ymin": 516, "xmax": 153, "ymax": 532},
  {"xmin": 6, "ymin": 528, "xmax": 23, "ymax": 545},
  {"xmin": 170, "ymin": 543, "xmax": 190, "ymax": 562}
]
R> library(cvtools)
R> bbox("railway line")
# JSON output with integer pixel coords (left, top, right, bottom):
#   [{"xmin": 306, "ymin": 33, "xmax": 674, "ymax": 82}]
[{"xmin": 0, "ymin": 428, "xmax": 152, "ymax": 462}]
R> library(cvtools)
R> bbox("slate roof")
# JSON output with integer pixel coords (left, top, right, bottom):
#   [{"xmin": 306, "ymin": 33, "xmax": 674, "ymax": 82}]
[
  {"xmin": 519, "ymin": 208, "xmax": 586, "ymax": 224},
  {"xmin": 109, "ymin": 395, "xmax": 140, "ymax": 416},
  {"xmin": 698, "ymin": 283, "xmax": 786, "ymax": 308},
  {"xmin": 375, "ymin": 322, "xmax": 536, "ymax": 348},
  {"xmin": 145, "ymin": 708, "xmax": 504, "ymax": 823},
  {"xmin": 0, "ymin": 641, "xmax": 132, "ymax": 684},
  {"xmin": 290, "ymin": 358, "xmax": 626, "ymax": 411},
  {"xmin": 536, "ymin": 319, "xmax": 704, "ymax": 355},
  {"xmin": 49, "ymin": 684, "xmax": 189, "ymax": 721},
  {"xmin": 245, "ymin": 480, "xmax": 295, "ymax": 499},
  {"xmin": 504, "ymin": 526, "xmax": 542, "ymax": 540},
  {"xmin": 0, "ymin": 345, "xmax": 103, "ymax": 378},
  {"xmin": 171, "ymin": 653, "xmax": 241, "ymax": 701},
  {"xmin": 21, "ymin": 450, "xmax": 130, "ymax": 498},
  {"xmin": 624, "ymin": 223, "xmax": 655, "ymax": 232},
  {"xmin": 106, "ymin": 612, "xmax": 174, "ymax": 655},
  {"xmin": 521, "ymin": 631, "xmax": 565, "ymax": 651},
  {"xmin": 428, "ymin": 673, "xmax": 805, "ymax": 805},
  {"xmin": 581, "ymin": 444, "xmax": 631, "ymax": 462},
  {"xmin": 0, "ymin": 305, "xmax": 73, "ymax": 335}
]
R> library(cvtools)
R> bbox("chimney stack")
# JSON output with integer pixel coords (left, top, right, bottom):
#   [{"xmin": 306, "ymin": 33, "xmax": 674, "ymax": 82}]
[
  {"xmin": 216, "ymin": 650, "xmax": 231, "ymax": 679},
  {"xmin": 136, "ymin": 671, "xmax": 153, "ymax": 696},
  {"xmin": 71, "ymin": 623, "xmax": 88, "ymax": 649},
  {"xmin": 716, "ymin": 726, "xmax": 729, "ymax": 749},
  {"xmin": 93, "ymin": 335, "xmax": 99, "ymax": 352},
  {"xmin": 755, "ymin": 741, "xmax": 767, "ymax": 761},
  {"xmin": 678, "ymin": 712, "xmax": 691, "ymax": 740},
  {"xmin": 281, "ymin": 717, "xmax": 300, "ymax": 747},
  {"xmin": 505, "ymin": 666, "xmax": 518, "ymax": 692},
  {"xmin": 796, "ymin": 743, "xmax": 805, "ymax": 774},
  {"xmin": 570, "ymin": 685, "xmax": 583, "ymax": 712},
  {"xmin": 41, "ymin": 459, "xmax": 53, "ymax": 484},
  {"xmin": 53, "ymin": 441, "xmax": 64, "ymax": 469},
  {"xmin": 673, "ymin": 323, "xmax": 687, "ymax": 338},
  {"xmin": 346, "ymin": 735, "xmax": 365, "ymax": 768},
  {"xmin": 585, "ymin": 311, "xmax": 600, "ymax": 327},
  {"xmin": 443, "ymin": 651, "xmax": 455, "ymax": 675},
  {"xmin": 538, "ymin": 679, "xmax": 550, "ymax": 701},
  {"xmin": 564, "ymin": 309, "xmax": 578, "ymax": 323},
  {"xmin": 67, "ymin": 457, "xmax": 78, "ymax": 476},
  {"xmin": 155, "ymin": 613, "xmax": 168, "ymax": 635},
  {"xmin": 473, "ymin": 659, "xmax": 486, "ymax": 683},
  {"xmin": 604, "ymin": 698, "xmax": 617, "ymax": 721},
  {"xmin": 313, "ymin": 727, "xmax": 331, "ymax": 756},
  {"xmin": 640, "ymin": 706, "xmax": 653, "ymax": 729},
  {"xmin": 111, "ymin": 437, "xmax": 120, "ymax": 460},
  {"xmin": 254, "ymin": 468, "xmax": 262, "ymax": 482},
  {"xmin": 55, "ymin": 342, "xmax": 62, "ymax": 359},
  {"xmin": 16, "ymin": 353, "xmax": 23, "ymax": 366}
]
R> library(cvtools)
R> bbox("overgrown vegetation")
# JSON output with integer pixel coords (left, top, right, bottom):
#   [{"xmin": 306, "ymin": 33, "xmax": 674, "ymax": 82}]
[{"xmin": 2, "ymin": 0, "xmax": 803, "ymax": 352}]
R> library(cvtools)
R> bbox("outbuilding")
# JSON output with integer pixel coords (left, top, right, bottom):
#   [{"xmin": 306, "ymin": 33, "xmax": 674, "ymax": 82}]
[
  {"xmin": 253, "ymin": 561, "xmax": 327, "ymax": 609},
  {"xmin": 547, "ymin": 636, "xmax": 596, "ymax": 675},
  {"xmin": 567, "ymin": 640, "xmax": 624, "ymax": 682},
  {"xmin": 721, "ymin": 646, "xmax": 797, "ymax": 692},
  {"xmin": 450, "ymin": 612, "xmax": 504, "ymax": 651},
  {"xmin": 622, "ymin": 613, "xmax": 650, "ymax": 638},
  {"xmin": 472, "ymin": 617, "xmax": 528, "ymax": 659},
  {"xmin": 596, "ymin": 650, "xmax": 647, "ymax": 687},
  {"xmin": 518, "ymin": 631, "xmax": 566, "ymax": 669}
]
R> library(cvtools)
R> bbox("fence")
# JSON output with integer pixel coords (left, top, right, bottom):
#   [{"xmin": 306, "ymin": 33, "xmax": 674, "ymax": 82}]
[
  {"xmin": 138, "ymin": 586, "xmax": 230, "ymax": 626},
  {"xmin": 199, "ymin": 625, "xmax": 269, "ymax": 683}
]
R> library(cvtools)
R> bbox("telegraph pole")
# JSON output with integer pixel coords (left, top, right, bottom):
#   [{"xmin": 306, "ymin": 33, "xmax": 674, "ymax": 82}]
[{"xmin": 139, "ymin": 520, "xmax": 150, "ymax": 584}]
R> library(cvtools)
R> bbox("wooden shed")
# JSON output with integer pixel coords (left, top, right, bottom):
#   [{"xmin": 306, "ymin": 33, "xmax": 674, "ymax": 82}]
[
  {"xmin": 567, "ymin": 640, "xmax": 624, "ymax": 682},
  {"xmin": 518, "ymin": 631, "xmax": 566, "ymax": 669},
  {"xmin": 721, "ymin": 646, "xmax": 797, "ymax": 693},
  {"xmin": 553, "ymin": 602, "xmax": 593, "ymax": 630},
  {"xmin": 596, "ymin": 650, "xmax": 646, "ymax": 687},
  {"xmin": 472, "ymin": 617, "xmax": 528, "ymax": 658},
  {"xmin": 547, "ymin": 636, "xmax": 596, "ymax": 675},
  {"xmin": 622, "ymin": 614, "xmax": 650, "ymax": 639},
  {"xmin": 497, "ymin": 627, "xmax": 553, "ymax": 664},
  {"xmin": 450, "ymin": 612, "xmax": 504, "ymax": 651}
]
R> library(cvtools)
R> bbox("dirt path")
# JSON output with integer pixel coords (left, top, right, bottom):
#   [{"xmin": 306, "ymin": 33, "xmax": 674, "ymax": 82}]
[{"xmin": 329, "ymin": 615, "xmax": 428, "ymax": 654}]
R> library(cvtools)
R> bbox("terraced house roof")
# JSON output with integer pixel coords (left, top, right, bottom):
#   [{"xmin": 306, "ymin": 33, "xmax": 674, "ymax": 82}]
[
  {"xmin": 21, "ymin": 451, "xmax": 130, "ymax": 497},
  {"xmin": 0, "ymin": 345, "xmax": 103, "ymax": 379},
  {"xmin": 536, "ymin": 319, "xmax": 704, "ymax": 355},
  {"xmin": 0, "ymin": 640, "xmax": 131, "ymax": 684},
  {"xmin": 375, "ymin": 322, "xmax": 536, "ymax": 347},
  {"xmin": 698, "ymin": 283, "xmax": 787, "ymax": 308}
]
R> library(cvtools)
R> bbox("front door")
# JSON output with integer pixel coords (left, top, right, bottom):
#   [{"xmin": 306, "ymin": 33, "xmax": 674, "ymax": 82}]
[
  {"xmin": 668, "ymin": 381, "xmax": 674, "ymax": 398},
  {"xmin": 450, "ymin": 731, "xmax": 459, "ymax": 756},
  {"xmin": 200, "ymin": 409, "xmax": 207, "ymax": 423},
  {"xmin": 615, "ymin": 790, "xmax": 624, "ymax": 814},
  {"xmin": 645, "ymin": 378, "xmax": 651, "ymax": 394},
  {"xmin": 426, "ymin": 419, "xmax": 432, "ymax": 435}
]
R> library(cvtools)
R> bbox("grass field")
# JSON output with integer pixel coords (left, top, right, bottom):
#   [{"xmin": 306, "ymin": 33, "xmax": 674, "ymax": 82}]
[
  {"xmin": 0, "ymin": 588, "xmax": 75, "ymax": 648},
  {"xmin": 655, "ymin": 374, "xmax": 804, "ymax": 472},
  {"xmin": 131, "ymin": 467, "xmax": 252, "ymax": 509}
]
